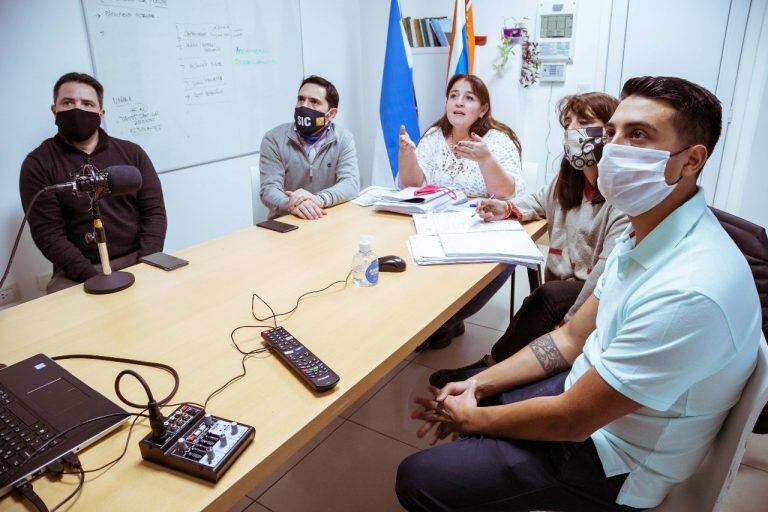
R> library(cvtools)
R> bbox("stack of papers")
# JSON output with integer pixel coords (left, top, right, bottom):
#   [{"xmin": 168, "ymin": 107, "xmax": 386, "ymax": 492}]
[
  {"xmin": 368, "ymin": 186, "xmax": 467, "ymax": 215},
  {"xmin": 413, "ymin": 211, "xmax": 525, "ymax": 235},
  {"xmin": 407, "ymin": 210, "xmax": 544, "ymax": 268},
  {"xmin": 352, "ymin": 185, "xmax": 396, "ymax": 206}
]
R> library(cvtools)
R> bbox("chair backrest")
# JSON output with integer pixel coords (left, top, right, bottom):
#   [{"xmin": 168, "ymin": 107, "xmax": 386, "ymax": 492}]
[
  {"xmin": 250, "ymin": 164, "xmax": 270, "ymax": 225},
  {"xmin": 710, "ymin": 207, "xmax": 768, "ymax": 433},
  {"xmin": 652, "ymin": 334, "xmax": 768, "ymax": 512}
]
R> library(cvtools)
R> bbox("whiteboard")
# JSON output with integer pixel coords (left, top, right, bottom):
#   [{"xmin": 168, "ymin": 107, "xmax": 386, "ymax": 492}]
[{"xmin": 82, "ymin": 0, "xmax": 304, "ymax": 172}]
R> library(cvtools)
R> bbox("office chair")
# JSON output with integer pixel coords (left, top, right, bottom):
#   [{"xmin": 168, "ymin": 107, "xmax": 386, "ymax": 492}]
[
  {"xmin": 652, "ymin": 207, "xmax": 768, "ymax": 510},
  {"xmin": 651, "ymin": 333, "xmax": 768, "ymax": 511}
]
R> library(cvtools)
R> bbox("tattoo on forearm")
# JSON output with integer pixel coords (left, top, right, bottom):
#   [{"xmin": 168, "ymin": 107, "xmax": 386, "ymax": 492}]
[{"xmin": 530, "ymin": 333, "xmax": 569, "ymax": 375}]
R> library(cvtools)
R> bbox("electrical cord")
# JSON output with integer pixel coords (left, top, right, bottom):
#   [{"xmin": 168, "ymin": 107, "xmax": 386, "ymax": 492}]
[
  {"xmin": 61, "ymin": 410, "xmax": 145, "ymax": 477},
  {"xmin": 0, "ymin": 187, "xmax": 49, "ymax": 290},
  {"xmin": 543, "ymin": 83, "xmax": 555, "ymax": 183},
  {"xmin": 50, "ymin": 454, "xmax": 84, "ymax": 512},
  {"xmin": 11, "ymin": 270, "xmax": 353, "ymax": 506},
  {"xmin": 201, "ymin": 325, "xmax": 272, "ymax": 410},
  {"xmin": 51, "ymin": 354, "xmax": 179, "ymax": 406},
  {"xmin": 13, "ymin": 480, "xmax": 48, "ymax": 512},
  {"xmin": 47, "ymin": 355, "xmax": 181, "ymax": 477},
  {"xmin": 14, "ymin": 453, "xmax": 85, "ymax": 512},
  {"xmin": 205, "ymin": 269, "xmax": 352, "ymax": 408},
  {"xmin": 5, "ymin": 412, "xmax": 147, "ymax": 493},
  {"xmin": 251, "ymin": 269, "xmax": 353, "ymax": 327}
]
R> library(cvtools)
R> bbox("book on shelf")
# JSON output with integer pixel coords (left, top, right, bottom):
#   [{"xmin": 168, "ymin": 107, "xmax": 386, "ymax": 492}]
[
  {"xmin": 429, "ymin": 18, "xmax": 449, "ymax": 47},
  {"xmin": 401, "ymin": 16, "xmax": 450, "ymax": 48},
  {"xmin": 422, "ymin": 18, "xmax": 433, "ymax": 47},
  {"xmin": 401, "ymin": 17, "xmax": 414, "ymax": 47},
  {"xmin": 414, "ymin": 18, "xmax": 424, "ymax": 47}
]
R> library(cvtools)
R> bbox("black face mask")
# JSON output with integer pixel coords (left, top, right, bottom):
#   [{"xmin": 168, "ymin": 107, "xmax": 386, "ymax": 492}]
[
  {"xmin": 294, "ymin": 106, "xmax": 329, "ymax": 141},
  {"xmin": 55, "ymin": 108, "xmax": 101, "ymax": 142}
]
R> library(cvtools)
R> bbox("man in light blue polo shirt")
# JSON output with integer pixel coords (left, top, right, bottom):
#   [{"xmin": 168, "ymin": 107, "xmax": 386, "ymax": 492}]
[{"xmin": 397, "ymin": 76, "xmax": 762, "ymax": 511}]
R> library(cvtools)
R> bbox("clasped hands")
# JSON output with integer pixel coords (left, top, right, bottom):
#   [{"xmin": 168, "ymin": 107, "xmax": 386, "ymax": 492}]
[
  {"xmin": 410, "ymin": 379, "xmax": 482, "ymax": 446},
  {"xmin": 286, "ymin": 188, "xmax": 326, "ymax": 220}
]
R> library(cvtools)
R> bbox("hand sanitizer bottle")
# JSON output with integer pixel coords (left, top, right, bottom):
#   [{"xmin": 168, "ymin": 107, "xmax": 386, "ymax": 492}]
[{"xmin": 352, "ymin": 235, "xmax": 378, "ymax": 287}]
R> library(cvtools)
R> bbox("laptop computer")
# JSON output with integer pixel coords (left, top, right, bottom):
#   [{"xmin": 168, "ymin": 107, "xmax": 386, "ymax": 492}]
[{"xmin": 0, "ymin": 354, "xmax": 128, "ymax": 496}]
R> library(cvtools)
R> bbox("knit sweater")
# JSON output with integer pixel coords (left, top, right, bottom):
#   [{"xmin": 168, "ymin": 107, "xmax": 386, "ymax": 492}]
[
  {"xmin": 511, "ymin": 178, "xmax": 629, "ymax": 321},
  {"xmin": 259, "ymin": 123, "xmax": 360, "ymax": 219}
]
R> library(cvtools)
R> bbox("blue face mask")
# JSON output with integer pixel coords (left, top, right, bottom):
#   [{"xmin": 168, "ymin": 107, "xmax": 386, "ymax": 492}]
[{"xmin": 294, "ymin": 106, "xmax": 330, "ymax": 143}]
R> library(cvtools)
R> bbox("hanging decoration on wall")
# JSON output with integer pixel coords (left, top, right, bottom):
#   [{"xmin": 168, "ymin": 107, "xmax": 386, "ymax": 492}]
[
  {"xmin": 519, "ymin": 35, "xmax": 541, "ymax": 88},
  {"xmin": 492, "ymin": 17, "xmax": 526, "ymax": 72},
  {"xmin": 492, "ymin": 17, "xmax": 541, "ymax": 88}
]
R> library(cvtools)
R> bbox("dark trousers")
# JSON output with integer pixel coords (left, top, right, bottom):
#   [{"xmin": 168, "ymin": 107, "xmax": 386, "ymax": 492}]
[
  {"xmin": 396, "ymin": 371, "xmax": 642, "ymax": 512},
  {"xmin": 432, "ymin": 265, "xmax": 514, "ymax": 337},
  {"xmin": 490, "ymin": 279, "xmax": 585, "ymax": 362}
]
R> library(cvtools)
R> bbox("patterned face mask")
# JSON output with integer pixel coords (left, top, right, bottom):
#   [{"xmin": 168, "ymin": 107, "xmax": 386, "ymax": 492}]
[{"xmin": 563, "ymin": 126, "xmax": 606, "ymax": 170}]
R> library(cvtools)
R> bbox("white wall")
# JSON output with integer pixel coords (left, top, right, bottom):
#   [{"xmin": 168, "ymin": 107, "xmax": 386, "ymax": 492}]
[{"xmin": 299, "ymin": 0, "xmax": 370, "ymax": 185}]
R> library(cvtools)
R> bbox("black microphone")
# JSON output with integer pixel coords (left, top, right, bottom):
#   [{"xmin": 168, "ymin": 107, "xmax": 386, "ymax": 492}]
[{"xmin": 45, "ymin": 165, "xmax": 143, "ymax": 196}]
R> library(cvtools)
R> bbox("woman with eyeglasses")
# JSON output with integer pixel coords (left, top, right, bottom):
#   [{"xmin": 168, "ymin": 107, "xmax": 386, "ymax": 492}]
[
  {"xmin": 397, "ymin": 74, "xmax": 525, "ymax": 350},
  {"xmin": 429, "ymin": 92, "xmax": 630, "ymax": 386}
]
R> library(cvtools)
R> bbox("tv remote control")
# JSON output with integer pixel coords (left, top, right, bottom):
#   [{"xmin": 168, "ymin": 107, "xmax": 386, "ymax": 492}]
[{"xmin": 261, "ymin": 327, "xmax": 340, "ymax": 392}]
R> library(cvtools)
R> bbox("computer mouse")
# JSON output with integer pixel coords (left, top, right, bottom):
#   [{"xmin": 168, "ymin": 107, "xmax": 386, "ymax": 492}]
[{"xmin": 378, "ymin": 255, "xmax": 406, "ymax": 273}]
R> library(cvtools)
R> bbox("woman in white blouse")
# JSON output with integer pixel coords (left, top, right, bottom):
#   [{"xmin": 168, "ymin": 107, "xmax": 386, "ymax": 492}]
[
  {"xmin": 398, "ymin": 74, "xmax": 525, "ymax": 199},
  {"xmin": 398, "ymin": 74, "xmax": 524, "ymax": 350}
]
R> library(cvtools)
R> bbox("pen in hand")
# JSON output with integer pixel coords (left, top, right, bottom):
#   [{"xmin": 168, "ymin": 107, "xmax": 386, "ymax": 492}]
[{"xmin": 472, "ymin": 194, "xmax": 495, "ymax": 218}]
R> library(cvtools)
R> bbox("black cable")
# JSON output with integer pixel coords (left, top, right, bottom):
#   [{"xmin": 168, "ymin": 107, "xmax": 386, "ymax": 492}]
[
  {"xmin": 0, "ymin": 187, "xmax": 49, "ymax": 290},
  {"xmin": 114, "ymin": 369, "xmax": 156, "ymax": 408},
  {"xmin": 50, "ymin": 454, "xmax": 84, "ymax": 512},
  {"xmin": 51, "ymin": 354, "xmax": 179, "ymax": 406},
  {"xmin": 12, "ymin": 272, "xmax": 352, "ymax": 492},
  {"xmin": 200, "ymin": 325, "xmax": 272, "ymax": 409},
  {"xmin": 203, "ymin": 351, "xmax": 269, "ymax": 410},
  {"xmin": 58, "ymin": 403, "xmax": 210, "ymax": 478},
  {"xmin": 13, "ymin": 480, "xmax": 49, "ymax": 512},
  {"xmin": 62, "ymin": 410, "xmax": 146, "ymax": 476},
  {"xmin": 215, "ymin": 269, "xmax": 351, "ymax": 407},
  {"xmin": 230, "ymin": 325, "xmax": 273, "ymax": 355},
  {"xmin": 252, "ymin": 292, "xmax": 279, "ymax": 328},
  {"xmin": 4, "ymin": 412, "xmax": 146, "ymax": 491},
  {"xmin": 251, "ymin": 269, "xmax": 353, "ymax": 326},
  {"xmin": 50, "ymin": 466, "xmax": 83, "ymax": 512}
]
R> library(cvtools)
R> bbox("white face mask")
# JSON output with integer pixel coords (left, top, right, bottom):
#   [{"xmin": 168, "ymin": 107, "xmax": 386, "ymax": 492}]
[{"xmin": 597, "ymin": 143, "xmax": 683, "ymax": 216}]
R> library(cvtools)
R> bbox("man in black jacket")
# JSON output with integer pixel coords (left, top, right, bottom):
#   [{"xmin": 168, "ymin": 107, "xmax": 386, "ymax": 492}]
[{"xmin": 19, "ymin": 72, "xmax": 167, "ymax": 293}]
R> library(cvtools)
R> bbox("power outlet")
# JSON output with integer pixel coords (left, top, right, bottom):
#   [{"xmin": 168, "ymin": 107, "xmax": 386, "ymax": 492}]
[
  {"xmin": 0, "ymin": 283, "xmax": 21, "ymax": 306},
  {"xmin": 37, "ymin": 273, "xmax": 52, "ymax": 292}
]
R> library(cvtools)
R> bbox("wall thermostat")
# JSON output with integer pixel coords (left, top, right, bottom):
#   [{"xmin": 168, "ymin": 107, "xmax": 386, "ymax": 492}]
[
  {"xmin": 536, "ymin": 1, "xmax": 577, "ymax": 63},
  {"xmin": 540, "ymin": 62, "xmax": 567, "ymax": 82}
]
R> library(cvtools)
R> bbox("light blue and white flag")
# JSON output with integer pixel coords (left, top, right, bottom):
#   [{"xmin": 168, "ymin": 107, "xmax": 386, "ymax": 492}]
[{"xmin": 371, "ymin": 0, "xmax": 420, "ymax": 187}]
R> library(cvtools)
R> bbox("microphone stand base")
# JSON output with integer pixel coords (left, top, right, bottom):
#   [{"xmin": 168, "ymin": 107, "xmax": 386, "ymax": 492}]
[{"xmin": 84, "ymin": 271, "xmax": 135, "ymax": 295}]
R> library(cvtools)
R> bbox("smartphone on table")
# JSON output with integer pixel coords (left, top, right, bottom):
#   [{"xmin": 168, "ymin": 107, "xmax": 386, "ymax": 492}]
[
  {"xmin": 256, "ymin": 220, "xmax": 298, "ymax": 233},
  {"xmin": 139, "ymin": 252, "xmax": 189, "ymax": 271}
]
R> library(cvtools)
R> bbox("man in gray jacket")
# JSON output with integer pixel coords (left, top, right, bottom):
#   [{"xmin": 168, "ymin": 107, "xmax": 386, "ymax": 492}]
[{"xmin": 259, "ymin": 75, "xmax": 360, "ymax": 220}]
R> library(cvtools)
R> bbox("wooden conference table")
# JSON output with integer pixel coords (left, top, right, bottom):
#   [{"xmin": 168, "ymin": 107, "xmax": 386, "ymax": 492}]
[{"xmin": 0, "ymin": 204, "xmax": 546, "ymax": 511}]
